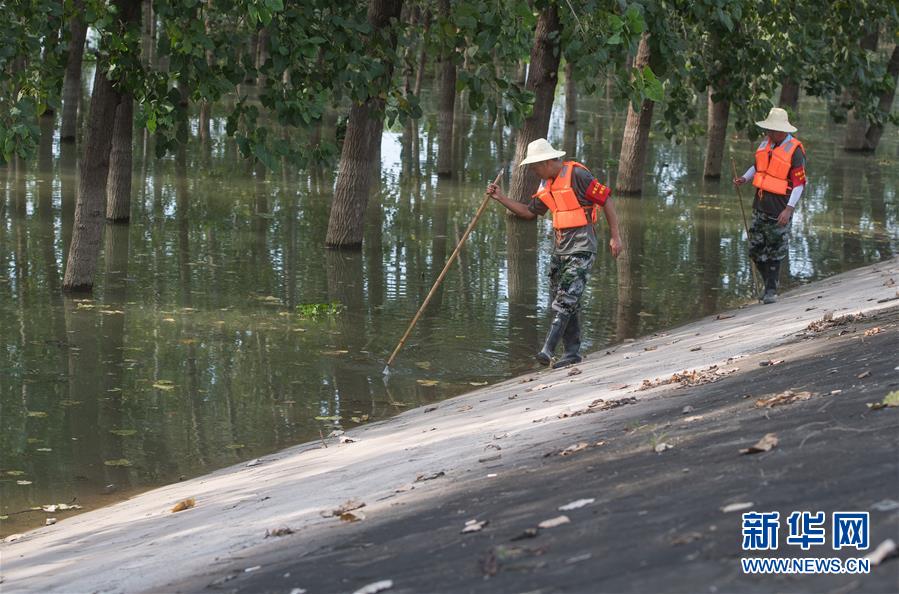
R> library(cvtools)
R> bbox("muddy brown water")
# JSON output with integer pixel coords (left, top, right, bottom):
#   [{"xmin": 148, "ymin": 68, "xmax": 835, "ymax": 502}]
[{"xmin": 1, "ymin": 90, "xmax": 896, "ymax": 535}]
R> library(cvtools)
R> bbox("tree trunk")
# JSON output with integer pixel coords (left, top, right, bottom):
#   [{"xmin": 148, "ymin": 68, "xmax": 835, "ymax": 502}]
[
  {"xmin": 436, "ymin": 1, "xmax": 456, "ymax": 177},
  {"xmin": 325, "ymin": 0, "xmax": 403, "ymax": 249},
  {"xmin": 864, "ymin": 45, "xmax": 899, "ymax": 151},
  {"xmin": 780, "ymin": 78, "xmax": 799, "ymax": 111},
  {"xmin": 106, "ymin": 95, "xmax": 134, "ymax": 221},
  {"xmin": 63, "ymin": 0, "xmax": 140, "ymax": 292},
  {"xmin": 564, "ymin": 61, "xmax": 576, "ymax": 125},
  {"xmin": 515, "ymin": 60, "xmax": 527, "ymax": 86},
  {"xmin": 615, "ymin": 197, "xmax": 645, "ymax": 340},
  {"xmin": 413, "ymin": 10, "xmax": 429, "ymax": 99},
  {"xmin": 508, "ymin": 4, "xmax": 562, "ymax": 203},
  {"xmin": 37, "ymin": 115, "xmax": 55, "ymax": 217},
  {"xmin": 615, "ymin": 32, "xmax": 654, "ymax": 195},
  {"xmin": 703, "ymin": 90, "xmax": 730, "ymax": 178},
  {"xmin": 61, "ymin": 0, "xmax": 88, "ymax": 142},
  {"xmin": 843, "ymin": 31, "xmax": 879, "ymax": 151},
  {"xmin": 506, "ymin": 217, "xmax": 538, "ymax": 363},
  {"xmin": 256, "ymin": 27, "xmax": 269, "ymax": 88}
]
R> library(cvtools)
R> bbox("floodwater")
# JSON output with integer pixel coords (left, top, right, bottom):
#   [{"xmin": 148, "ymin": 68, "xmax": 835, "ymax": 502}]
[{"xmin": 1, "ymin": 87, "xmax": 896, "ymax": 535}]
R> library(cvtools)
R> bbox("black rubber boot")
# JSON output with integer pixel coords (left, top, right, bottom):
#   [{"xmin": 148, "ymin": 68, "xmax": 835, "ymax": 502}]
[
  {"xmin": 754, "ymin": 259, "xmax": 767, "ymax": 302},
  {"xmin": 536, "ymin": 311, "xmax": 570, "ymax": 365},
  {"xmin": 552, "ymin": 312, "xmax": 582, "ymax": 369},
  {"xmin": 762, "ymin": 259, "xmax": 781, "ymax": 304}
]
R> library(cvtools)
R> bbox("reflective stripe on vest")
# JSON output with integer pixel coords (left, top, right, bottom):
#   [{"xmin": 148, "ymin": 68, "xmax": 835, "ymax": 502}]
[
  {"xmin": 533, "ymin": 161, "xmax": 598, "ymax": 230},
  {"xmin": 753, "ymin": 136, "xmax": 803, "ymax": 196}
]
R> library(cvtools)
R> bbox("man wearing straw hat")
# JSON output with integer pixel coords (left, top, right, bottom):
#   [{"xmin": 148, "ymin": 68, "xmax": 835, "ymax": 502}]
[
  {"xmin": 487, "ymin": 138, "xmax": 622, "ymax": 368},
  {"xmin": 733, "ymin": 107, "xmax": 807, "ymax": 304}
]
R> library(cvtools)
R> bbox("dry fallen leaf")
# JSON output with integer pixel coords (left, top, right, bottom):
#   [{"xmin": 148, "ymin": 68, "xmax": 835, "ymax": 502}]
[
  {"xmin": 740, "ymin": 433, "xmax": 778, "ymax": 455},
  {"xmin": 559, "ymin": 442, "xmax": 590, "ymax": 456},
  {"xmin": 340, "ymin": 510, "xmax": 366, "ymax": 522},
  {"xmin": 721, "ymin": 502, "xmax": 754, "ymax": 513},
  {"xmin": 414, "ymin": 471, "xmax": 445, "ymax": 483},
  {"xmin": 559, "ymin": 498, "xmax": 594, "ymax": 511},
  {"xmin": 864, "ymin": 539, "xmax": 898, "ymax": 566},
  {"xmin": 265, "ymin": 527, "xmax": 294, "ymax": 537},
  {"xmin": 758, "ymin": 359, "xmax": 784, "ymax": 367},
  {"xmin": 864, "ymin": 327, "xmax": 883, "ymax": 336},
  {"xmin": 857, "ymin": 371, "xmax": 871, "ymax": 379},
  {"xmin": 171, "ymin": 498, "xmax": 195, "ymax": 513},
  {"xmin": 352, "ymin": 580, "xmax": 394, "ymax": 594},
  {"xmin": 322, "ymin": 500, "xmax": 366, "ymax": 518},
  {"xmin": 461, "ymin": 519, "xmax": 488, "ymax": 534},
  {"xmin": 755, "ymin": 390, "xmax": 813, "ymax": 408},
  {"xmin": 537, "ymin": 515, "xmax": 570, "ymax": 529},
  {"xmin": 654, "ymin": 442, "xmax": 674, "ymax": 453},
  {"xmin": 671, "ymin": 531, "xmax": 703, "ymax": 545}
]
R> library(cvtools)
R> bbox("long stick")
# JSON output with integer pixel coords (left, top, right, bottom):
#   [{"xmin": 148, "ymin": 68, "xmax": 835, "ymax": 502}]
[
  {"xmin": 731, "ymin": 157, "xmax": 763, "ymax": 293},
  {"xmin": 383, "ymin": 169, "xmax": 503, "ymax": 374}
]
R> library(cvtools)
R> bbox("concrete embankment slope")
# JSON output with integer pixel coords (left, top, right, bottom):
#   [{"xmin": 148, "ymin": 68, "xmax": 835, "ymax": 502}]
[{"xmin": 2, "ymin": 257, "xmax": 897, "ymax": 594}]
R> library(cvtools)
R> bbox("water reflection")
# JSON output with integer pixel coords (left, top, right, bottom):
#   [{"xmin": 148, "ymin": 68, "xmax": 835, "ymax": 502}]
[{"xmin": 1, "ymin": 95, "xmax": 897, "ymax": 535}]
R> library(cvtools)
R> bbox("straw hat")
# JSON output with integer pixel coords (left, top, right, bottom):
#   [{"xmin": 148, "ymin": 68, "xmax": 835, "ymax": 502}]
[
  {"xmin": 518, "ymin": 138, "xmax": 566, "ymax": 167},
  {"xmin": 755, "ymin": 107, "xmax": 797, "ymax": 133}
]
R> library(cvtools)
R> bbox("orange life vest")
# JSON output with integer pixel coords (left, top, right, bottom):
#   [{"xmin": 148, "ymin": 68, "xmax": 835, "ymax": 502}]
[
  {"xmin": 533, "ymin": 161, "xmax": 598, "ymax": 230},
  {"xmin": 753, "ymin": 136, "xmax": 803, "ymax": 196}
]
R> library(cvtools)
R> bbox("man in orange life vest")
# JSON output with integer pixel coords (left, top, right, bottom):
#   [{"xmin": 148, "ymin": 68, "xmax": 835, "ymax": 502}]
[
  {"xmin": 487, "ymin": 138, "xmax": 622, "ymax": 368},
  {"xmin": 733, "ymin": 107, "xmax": 807, "ymax": 304}
]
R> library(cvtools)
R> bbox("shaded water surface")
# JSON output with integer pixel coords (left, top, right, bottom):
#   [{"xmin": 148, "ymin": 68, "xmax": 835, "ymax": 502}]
[{"xmin": 1, "ymin": 93, "xmax": 896, "ymax": 534}]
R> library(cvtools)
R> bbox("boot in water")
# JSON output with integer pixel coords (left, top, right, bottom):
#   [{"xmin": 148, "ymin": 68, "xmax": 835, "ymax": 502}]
[
  {"xmin": 762, "ymin": 259, "xmax": 781, "ymax": 304},
  {"xmin": 536, "ymin": 311, "xmax": 570, "ymax": 365},
  {"xmin": 754, "ymin": 259, "xmax": 767, "ymax": 302},
  {"xmin": 552, "ymin": 312, "xmax": 582, "ymax": 369}
]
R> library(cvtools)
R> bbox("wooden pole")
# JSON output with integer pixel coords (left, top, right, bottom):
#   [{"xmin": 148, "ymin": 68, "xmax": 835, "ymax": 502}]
[
  {"xmin": 731, "ymin": 157, "xmax": 763, "ymax": 294},
  {"xmin": 383, "ymin": 169, "xmax": 504, "ymax": 374}
]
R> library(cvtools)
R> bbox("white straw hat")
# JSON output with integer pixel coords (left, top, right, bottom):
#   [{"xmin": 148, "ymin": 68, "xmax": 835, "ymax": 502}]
[
  {"xmin": 518, "ymin": 138, "xmax": 566, "ymax": 167},
  {"xmin": 755, "ymin": 107, "xmax": 797, "ymax": 133}
]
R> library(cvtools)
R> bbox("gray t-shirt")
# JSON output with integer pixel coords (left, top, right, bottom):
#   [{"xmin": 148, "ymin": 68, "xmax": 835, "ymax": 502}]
[{"xmin": 527, "ymin": 166, "xmax": 599, "ymax": 255}]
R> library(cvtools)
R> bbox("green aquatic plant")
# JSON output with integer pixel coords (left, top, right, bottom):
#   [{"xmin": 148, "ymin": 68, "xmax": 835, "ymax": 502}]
[{"xmin": 296, "ymin": 302, "xmax": 344, "ymax": 319}]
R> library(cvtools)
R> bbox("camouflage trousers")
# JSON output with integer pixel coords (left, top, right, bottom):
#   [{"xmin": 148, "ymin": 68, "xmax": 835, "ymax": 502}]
[
  {"xmin": 548, "ymin": 252, "xmax": 595, "ymax": 314},
  {"xmin": 749, "ymin": 210, "xmax": 790, "ymax": 263}
]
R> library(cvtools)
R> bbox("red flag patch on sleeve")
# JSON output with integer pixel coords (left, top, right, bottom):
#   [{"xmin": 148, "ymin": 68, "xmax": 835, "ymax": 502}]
[
  {"xmin": 789, "ymin": 166, "xmax": 807, "ymax": 187},
  {"xmin": 586, "ymin": 179, "xmax": 611, "ymax": 206}
]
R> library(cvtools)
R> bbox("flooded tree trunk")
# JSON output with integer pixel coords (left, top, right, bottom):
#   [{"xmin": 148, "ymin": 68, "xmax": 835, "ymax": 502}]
[
  {"xmin": 106, "ymin": 95, "xmax": 134, "ymax": 222},
  {"xmin": 256, "ymin": 27, "xmax": 269, "ymax": 88},
  {"xmin": 325, "ymin": 0, "xmax": 403, "ymax": 249},
  {"xmin": 506, "ymin": 217, "xmax": 538, "ymax": 362},
  {"xmin": 616, "ymin": 33, "xmax": 654, "ymax": 195},
  {"xmin": 515, "ymin": 60, "xmax": 527, "ymax": 86},
  {"xmin": 37, "ymin": 116, "xmax": 55, "ymax": 217},
  {"xmin": 864, "ymin": 45, "xmax": 899, "ymax": 151},
  {"xmin": 843, "ymin": 31, "xmax": 879, "ymax": 151},
  {"xmin": 413, "ymin": 11, "xmax": 429, "ymax": 99},
  {"xmin": 508, "ymin": 4, "xmax": 561, "ymax": 203},
  {"xmin": 564, "ymin": 61, "xmax": 576, "ymax": 126},
  {"xmin": 703, "ymin": 90, "xmax": 730, "ymax": 179},
  {"xmin": 198, "ymin": 0, "xmax": 213, "ymax": 143},
  {"xmin": 696, "ymin": 180, "xmax": 722, "ymax": 315},
  {"xmin": 780, "ymin": 78, "xmax": 800, "ymax": 111},
  {"xmin": 563, "ymin": 61, "xmax": 577, "ymax": 156},
  {"xmin": 63, "ymin": 0, "xmax": 140, "ymax": 292},
  {"xmin": 436, "ymin": 0, "xmax": 456, "ymax": 178},
  {"xmin": 615, "ymin": 197, "xmax": 645, "ymax": 340},
  {"xmin": 61, "ymin": 0, "xmax": 88, "ymax": 142},
  {"xmin": 13, "ymin": 157, "xmax": 26, "ymax": 217}
]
